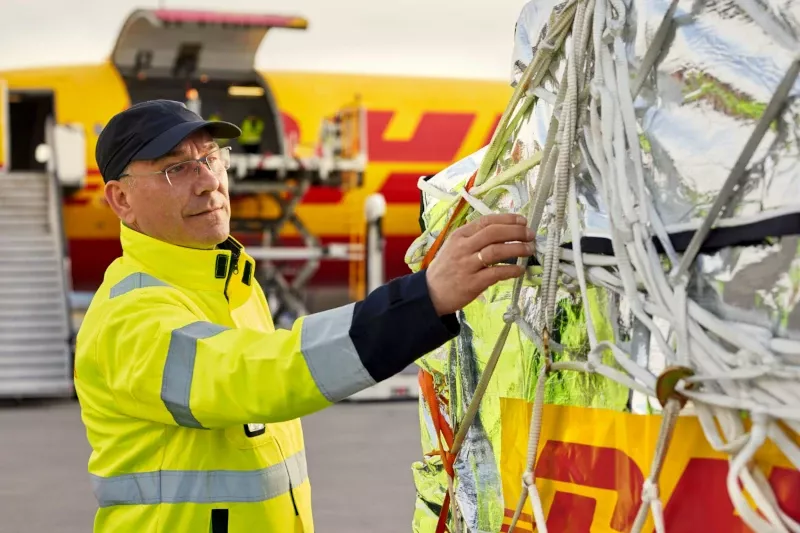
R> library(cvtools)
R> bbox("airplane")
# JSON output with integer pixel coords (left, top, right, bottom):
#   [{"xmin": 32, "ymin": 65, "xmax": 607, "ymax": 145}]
[{"xmin": 0, "ymin": 7, "xmax": 512, "ymax": 303}]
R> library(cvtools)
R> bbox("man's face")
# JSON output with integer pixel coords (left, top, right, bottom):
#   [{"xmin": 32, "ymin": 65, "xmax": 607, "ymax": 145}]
[{"xmin": 104, "ymin": 130, "xmax": 231, "ymax": 249}]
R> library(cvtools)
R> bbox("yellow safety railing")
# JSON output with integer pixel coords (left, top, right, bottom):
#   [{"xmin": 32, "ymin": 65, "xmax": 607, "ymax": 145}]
[
  {"xmin": 319, "ymin": 95, "xmax": 369, "ymax": 302},
  {"xmin": 348, "ymin": 201, "xmax": 366, "ymax": 302},
  {"xmin": 342, "ymin": 97, "xmax": 366, "ymax": 301}
]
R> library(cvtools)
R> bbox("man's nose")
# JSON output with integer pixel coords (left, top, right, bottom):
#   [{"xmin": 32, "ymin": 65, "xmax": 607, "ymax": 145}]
[{"xmin": 192, "ymin": 162, "xmax": 221, "ymax": 193}]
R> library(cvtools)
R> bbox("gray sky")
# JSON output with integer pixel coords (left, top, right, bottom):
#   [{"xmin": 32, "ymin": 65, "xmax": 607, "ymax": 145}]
[{"xmin": 0, "ymin": 0, "xmax": 525, "ymax": 81}]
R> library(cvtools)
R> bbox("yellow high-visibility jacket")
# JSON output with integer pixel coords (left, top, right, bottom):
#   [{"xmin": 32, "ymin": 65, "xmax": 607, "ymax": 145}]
[
  {"xmin": 75, "ymin": 223, "xmax": 458, "ymax": 533},
  {"xmin": 239, "ymin": 117, "xmax": 264, "ymax": 145}
]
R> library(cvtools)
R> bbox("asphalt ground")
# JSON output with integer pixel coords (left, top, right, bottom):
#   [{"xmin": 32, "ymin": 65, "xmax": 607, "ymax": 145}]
[{"xmin": 0, "ymin": 398, "xmax": 423, "ymax": 533}]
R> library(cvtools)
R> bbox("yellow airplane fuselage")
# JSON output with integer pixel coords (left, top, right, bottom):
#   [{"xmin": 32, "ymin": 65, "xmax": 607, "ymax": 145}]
[{"xmin": 0, "ymin": 62, "xmax": 511, "ymax": 290}]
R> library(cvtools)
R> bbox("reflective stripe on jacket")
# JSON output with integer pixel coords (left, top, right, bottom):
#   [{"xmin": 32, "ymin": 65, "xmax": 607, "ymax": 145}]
[{"xmin": 75, "ymin": 223, "xmax": 459, "ymax": 533}]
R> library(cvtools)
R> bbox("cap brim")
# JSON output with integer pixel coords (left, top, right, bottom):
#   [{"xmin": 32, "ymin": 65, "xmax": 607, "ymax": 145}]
[{"xmin": 133, "ymin": 120, "xmax": 242, "ymax": 161}]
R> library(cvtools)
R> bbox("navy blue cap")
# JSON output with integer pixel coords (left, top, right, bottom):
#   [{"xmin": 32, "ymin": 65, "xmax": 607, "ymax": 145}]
[{"xmin": 95, "ymin": 99, "xmax": 242, "ymax": 183}]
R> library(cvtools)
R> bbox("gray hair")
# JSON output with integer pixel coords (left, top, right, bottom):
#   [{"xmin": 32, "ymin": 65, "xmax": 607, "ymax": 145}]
[{"xmin": 118, "ymin": 164, "xmax": 138, "ymax": 189}]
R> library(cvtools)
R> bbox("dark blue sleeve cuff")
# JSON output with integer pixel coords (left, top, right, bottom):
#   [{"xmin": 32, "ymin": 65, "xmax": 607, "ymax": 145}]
[{"xmin": 348, "ymin": 270, "xmax": 460, "ymax": 382}]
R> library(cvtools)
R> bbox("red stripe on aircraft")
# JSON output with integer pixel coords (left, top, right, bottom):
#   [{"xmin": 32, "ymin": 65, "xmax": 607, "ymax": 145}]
[
  {"xmin": 302, "ymin": 187, "xmax": 343, "ymax": 203},
  {"xmin": 64, "ymin": 198, "xmax": 90, "ymax": 206}
]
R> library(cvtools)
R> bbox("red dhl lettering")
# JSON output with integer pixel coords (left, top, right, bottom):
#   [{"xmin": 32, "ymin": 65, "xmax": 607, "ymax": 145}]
[
  {"xmin": 281, "ymin": 109, "xmax": 498, "ymax": 204},
  {"xmin": 500, "ymin": 441, "xmax": 800, "ymax": 533},
  {"xmin": 535, "ymin": 441, "xmax": 643, "ymax": 531},
  {"xmin": 281, "ymin": 109, "xmax": 479, "ymax": 164},
  {"xmin": 365, "ymin": 110, "xmax": 475, "ymax": 163}
]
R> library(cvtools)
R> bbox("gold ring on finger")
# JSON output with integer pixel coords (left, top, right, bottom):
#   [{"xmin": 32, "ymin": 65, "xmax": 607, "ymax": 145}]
[{"xmin": 477, "ymin": 250, "xmax": 490, "ymax": 268}]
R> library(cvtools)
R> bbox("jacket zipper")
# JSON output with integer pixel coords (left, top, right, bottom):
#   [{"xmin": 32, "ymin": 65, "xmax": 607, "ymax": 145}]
[
  {"xmin": 223, "ymin": 246, "xmax": 241, "ymax": 302},
  {"xmin": 222, "ymin": 242, "xmax": 300, "ymax": 521},
  {"xmin": 272, "ymin": 437, "xmax": 300, "ymax": 516}
]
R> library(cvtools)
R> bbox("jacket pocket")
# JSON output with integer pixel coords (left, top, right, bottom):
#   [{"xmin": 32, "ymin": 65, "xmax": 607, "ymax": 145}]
[{"xmin": 224, "ymin": 423, "xmax": 276, "ymax": 450}]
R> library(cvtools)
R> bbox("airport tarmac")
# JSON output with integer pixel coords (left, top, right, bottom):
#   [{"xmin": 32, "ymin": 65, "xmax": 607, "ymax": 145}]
[{"xmin": 0, "ymin": 397, "xmax": 423, "ymax": 533}]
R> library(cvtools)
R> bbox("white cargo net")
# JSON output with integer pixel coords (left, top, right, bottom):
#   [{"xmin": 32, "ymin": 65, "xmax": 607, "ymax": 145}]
[{"xmin": 413, "ymin": 0, "xmax": 800, "ymax": 531}]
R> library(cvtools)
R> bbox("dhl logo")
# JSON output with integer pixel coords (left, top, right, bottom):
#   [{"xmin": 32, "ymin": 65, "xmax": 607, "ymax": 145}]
[
  {"xmin": 285, "ymin": 108, "xmax": 501, "ymax": 204},
  {"xmin": 499, "ymin": 399, "xmax": 800, "ymax": 532},
  {"xmin": 284, "ymin": 109, "xmax": 498, "ymax": 164}
]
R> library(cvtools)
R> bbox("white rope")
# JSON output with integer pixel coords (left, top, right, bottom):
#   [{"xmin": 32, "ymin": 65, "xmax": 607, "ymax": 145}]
[
  {"xmin": 414, "ymin": 0, "xmax": 800, "ymax": 530},
  {"xmin": 417, "ymin": 175, "xmax": 458, "ymax": 202},
  {"xmin": 455, "ymin": 187, "xmax": 497, "ymax": 216}
]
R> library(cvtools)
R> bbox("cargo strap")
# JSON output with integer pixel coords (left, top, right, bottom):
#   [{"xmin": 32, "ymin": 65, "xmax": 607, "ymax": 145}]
[
  {"xmin": 418, "ymin": 170, "xmax": 479, "ymax": 533},
  {"xmin": 418, "ymin": 368, "xmax": 456, "ymax": 533},
  {"xmin": 420, "ymin": 171, "xmax": 478, "ymax": 270}
]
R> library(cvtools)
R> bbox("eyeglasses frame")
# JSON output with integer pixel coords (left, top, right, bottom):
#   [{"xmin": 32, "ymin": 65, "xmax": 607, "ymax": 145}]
[{"xmin": 118, "ymin": 145, "xmax": 232, "ymax": 186}]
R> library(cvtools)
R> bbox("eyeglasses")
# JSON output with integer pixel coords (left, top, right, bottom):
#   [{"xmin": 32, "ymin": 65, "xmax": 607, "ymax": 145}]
[{"xmin": 119, "ymin": 146, "xmax": 231, "ymax": 185}]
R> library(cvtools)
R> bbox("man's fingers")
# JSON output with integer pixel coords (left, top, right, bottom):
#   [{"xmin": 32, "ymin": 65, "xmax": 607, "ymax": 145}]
[
  {"xmin": 457, "ymin": 213, "xmax": 527, "ymax": 238},
  {"xmin": 466, "ymin": 223, "xmax": 535, "ymax": 253},
  {"xmin": 474, "ymin": 264, "xmax": 525, "ymax": 289},
  {"xmin": 479, "ymin": 242, "xmax": 534, "ymax": 266}
]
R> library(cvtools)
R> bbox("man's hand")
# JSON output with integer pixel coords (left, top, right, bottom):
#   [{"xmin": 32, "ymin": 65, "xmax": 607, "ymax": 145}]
[{"xmin": 426, "ymin": 213, "xmax": 534, "ymax": 316}]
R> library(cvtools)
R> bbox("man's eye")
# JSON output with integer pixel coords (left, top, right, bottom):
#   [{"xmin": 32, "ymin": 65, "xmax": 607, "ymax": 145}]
[{"xmin": 167, "ymin": 163, "xmax": 188, "ymax": 175}]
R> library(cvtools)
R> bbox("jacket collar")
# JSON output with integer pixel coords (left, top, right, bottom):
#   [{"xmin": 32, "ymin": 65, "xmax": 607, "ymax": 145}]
[{"xmin": 119, "ymin": 222, "xmax": 247, "ymax": 293}]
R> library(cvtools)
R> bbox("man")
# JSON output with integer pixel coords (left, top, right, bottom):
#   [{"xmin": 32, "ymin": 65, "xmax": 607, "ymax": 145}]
[
  {"xmin": 74, "ymin": 99, "xmax": 534, "ymax": 533},
  {"xmin": 238, "ymin": 111, "xmax": 264, "ymax": 154}
]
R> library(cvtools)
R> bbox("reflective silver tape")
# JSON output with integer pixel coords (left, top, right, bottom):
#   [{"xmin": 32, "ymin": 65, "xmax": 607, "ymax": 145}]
[
  {"xmin": 109, "ymin": 272, "xmax": 169, "ymax": 298},
  {"xmin": 91, "ymin": 450, "xmax": 308, "ymax": 507},
  {"xmin": 300, "ymin": 303, "xmax": 375, "ymax": 402},
  {"xmin": 161, "ymin": 322, "xmax": 229, "ymax": 428}
]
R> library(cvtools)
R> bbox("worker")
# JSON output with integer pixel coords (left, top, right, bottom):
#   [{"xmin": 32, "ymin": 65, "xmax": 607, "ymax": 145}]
[
  {"xmin": 75, "ymin": 99, "xmax": 535, "ymax": 533},
  {"xmin": 239, "ymin": 112, "xmax": 264, "ymax": 154}
]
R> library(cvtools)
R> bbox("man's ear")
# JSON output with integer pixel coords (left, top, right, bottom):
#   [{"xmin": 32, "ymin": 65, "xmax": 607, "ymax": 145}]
[{"xmin": 104, "ymin": 180, "xmax": 136, "ymax": 226}]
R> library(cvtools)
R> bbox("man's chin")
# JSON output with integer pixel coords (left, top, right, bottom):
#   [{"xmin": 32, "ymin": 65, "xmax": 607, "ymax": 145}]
[
  {"xmin": 190, "ymin": 233, "xmax": 229, "ymax": 250},
  {"xmin": 206, "ymin": 227, "xmax": 231, "ymax": 248},
  {"xmin": 193, "ymin": 226, "xmax": 230, "ymax": 249},
  {"xmin": 180, "ymin": 210, "xmax": 230, "ymax": 246}
]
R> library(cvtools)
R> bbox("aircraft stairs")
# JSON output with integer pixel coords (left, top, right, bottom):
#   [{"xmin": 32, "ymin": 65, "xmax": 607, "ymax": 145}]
[{"xmin": 0, "ymin": 172, "xmax": 74, "ymax": 399}]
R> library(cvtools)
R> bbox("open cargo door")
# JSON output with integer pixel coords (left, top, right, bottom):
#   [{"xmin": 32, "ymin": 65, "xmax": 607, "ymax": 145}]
[
  {"xmin": 110, "ymin": 9, "xmax": 308, "ymax": 159},
  {"xmin": 110, "ymin": 9, "xmax": 308, "ymax": 76},
  {"xmin": 0, "ymin": 79, "xmax": 8, "ymax": 174}
]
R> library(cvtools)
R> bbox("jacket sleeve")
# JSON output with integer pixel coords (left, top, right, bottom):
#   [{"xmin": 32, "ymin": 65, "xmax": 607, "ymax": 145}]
[{"xmin": 96, "ymin": 269, "xmax": 459, "ymax": 428}]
